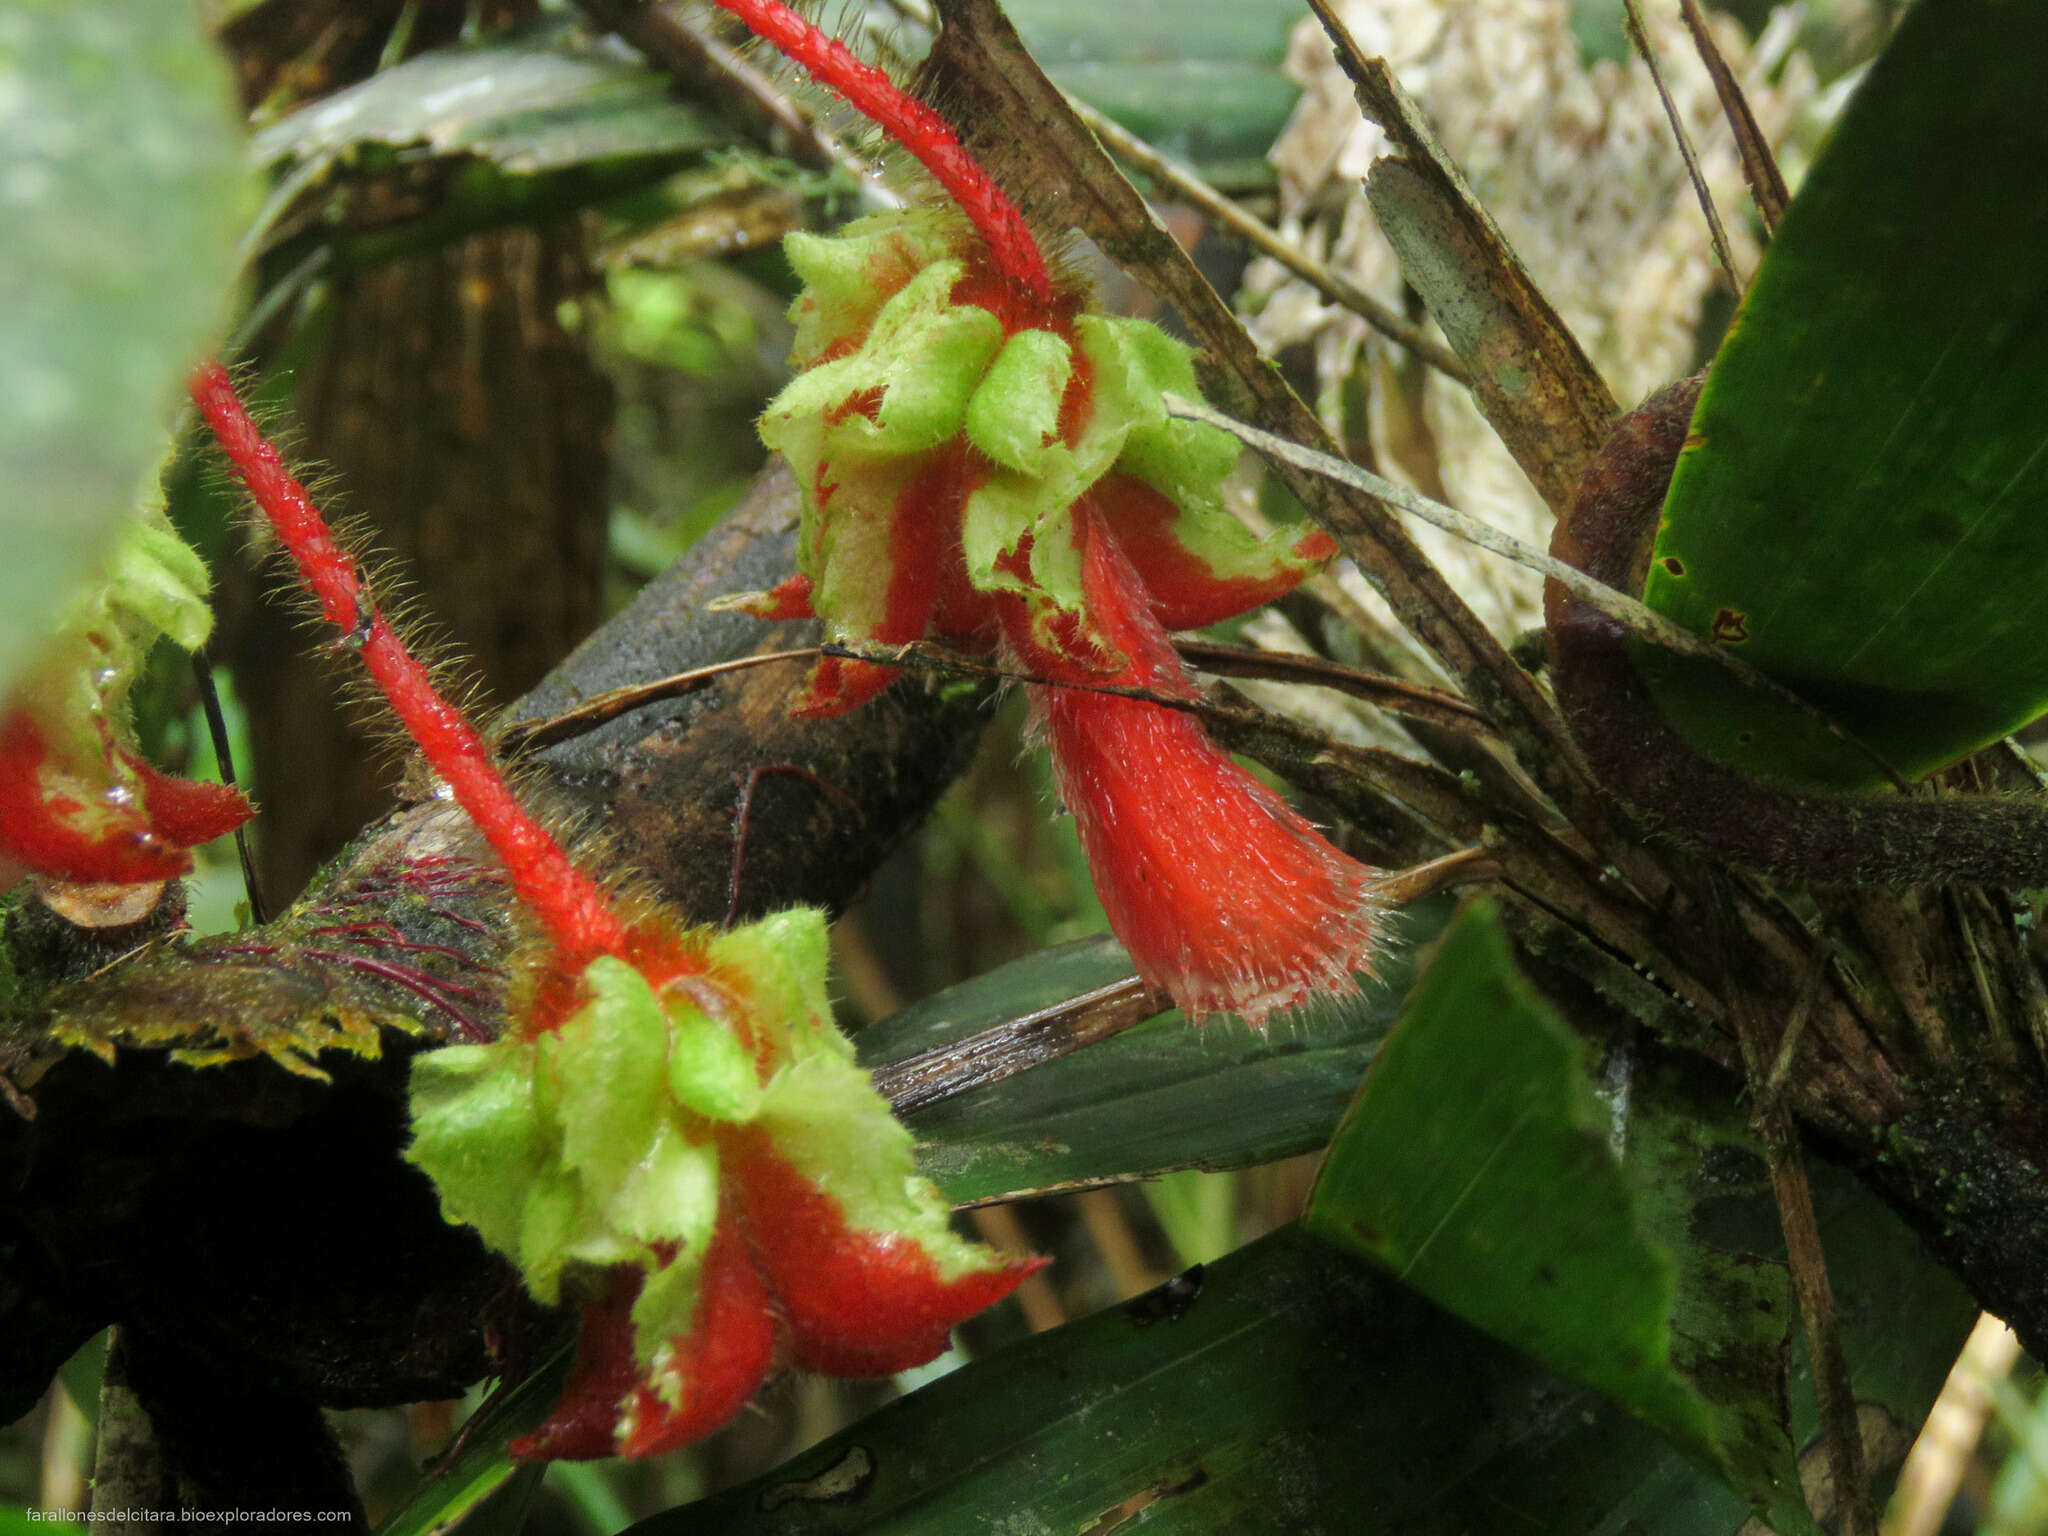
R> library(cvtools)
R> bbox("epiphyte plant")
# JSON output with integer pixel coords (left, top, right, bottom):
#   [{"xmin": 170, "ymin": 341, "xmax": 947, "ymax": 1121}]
[
  {"xmin": 707, "ymin": 0, "xmax": 1389, "ymax": 1025},
  {"xmin": 190, "ymin": 361, "xmax": 1039, "ymax": 1460}
]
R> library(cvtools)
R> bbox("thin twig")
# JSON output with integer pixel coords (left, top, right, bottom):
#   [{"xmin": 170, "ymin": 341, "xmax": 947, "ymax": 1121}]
[
  {"xmin": 193, "ymin": 651, "xmax": 268, "ymax": 927},
  {"xmin": 496, "ymin": 647, "xmax": 823, "ymax": 753},
  {"xmin": 499, "ymin": 633, "xmax": 1499, "ymax": 757},
  {"xmin": 1623, "ymin": 0, "xmax": 1742, "ymax": 293},
  {"xmin": 1713, "ymin": 884, "xmax": 1877, "ymax": 1536},
  {"xmin": 1174, "ymin": 640, "xmax": 1491, "ymax": 736},
  {"xmin": 871, "ymin": 974, "xmax": 1171, "ymax": 1114},
  {"xmin": 1763, "ymin": 940, "xmax": 1829, "ymax": 1100},
  {"xmin": 1168, "ymin": 392, "xmax": 1912, "ymax": 792},
  {"xmin": 1678, "ymin": 0, "xmax": 1790, "ymax": 233},
  {"xmin": 1063, "ymin": 96, "xmax": 1471, "ymax": 383}
]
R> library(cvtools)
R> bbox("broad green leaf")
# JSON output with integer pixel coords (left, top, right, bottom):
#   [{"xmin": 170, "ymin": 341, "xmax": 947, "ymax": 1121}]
[
  {"xmin": 861, "ymin": 905, "xmax": 1448, "ymax": 1207},
  {"xmin": 1639, "ymin": 0, "xmax": 2048, "ymax": 786},
  {"xmin": 0, "ymin": 3, "xmax": 250, "ymax": 692},
  {"xmin": 628, "ymin": 1227, "xmax": 1703, "ymax": 1536},
  {"xmin": 1305, "ymin": 901, "xmax": 1817, "ymax": 1532},
  {"xmin": 630, "ymin": 1155, "xmax": 1967, "ymax": 1536},
  {"xmin": 251, "ymin": 19, "xmax": 727, "ymax": 178}
]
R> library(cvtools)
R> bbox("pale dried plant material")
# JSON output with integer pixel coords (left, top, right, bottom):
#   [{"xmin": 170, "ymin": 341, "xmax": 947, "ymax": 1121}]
[{"xmin": 1247, "ymin": 0, "xmax": 1815, "ymax": 637}]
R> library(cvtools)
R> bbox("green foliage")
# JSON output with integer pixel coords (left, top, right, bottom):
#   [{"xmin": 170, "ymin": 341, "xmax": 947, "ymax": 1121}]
[
  {"xmin": 1641, "ymin": 0, "xmax": 2048, "ymax": 786},
  {"xmin": 10, "ymin": 0, "xmax": 2033, "ymax": 1530},
  {"xmin": 0, "ymin": 0, "xmax": 251, "ymax": 694},
  {"xmin": 1006, "ymin": 0, "xmax": 1303, "ymax": 187},
  {"xmin": 1308, "ymin": 903, "xmax": 1816, "ymax": 1531},
  {"xmin": 250, "ymin": 17, "xmax": 729, "ymax": 179},
  {"xmin": 857, "ymin": 915, "xmax": 1440, "ymax": 1206}
]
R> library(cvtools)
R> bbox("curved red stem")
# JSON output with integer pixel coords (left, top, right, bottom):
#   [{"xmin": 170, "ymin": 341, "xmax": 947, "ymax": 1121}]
[
  {"xmin": 189, "ymin": 361, "xmax": 629, "ymax": 975},
  {"xmin": 709, "ymin": 0, "xmax": 1053, "ymax": 313}
]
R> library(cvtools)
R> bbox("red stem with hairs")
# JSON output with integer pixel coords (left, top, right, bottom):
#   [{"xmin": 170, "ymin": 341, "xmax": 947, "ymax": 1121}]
[
  {"xmin": 188, "ymin": 361, "xmax": 630, "ymax": 978},
  {"xmin": 708, "ymin": 0, "xmax": 1053, "ymax": 314}
]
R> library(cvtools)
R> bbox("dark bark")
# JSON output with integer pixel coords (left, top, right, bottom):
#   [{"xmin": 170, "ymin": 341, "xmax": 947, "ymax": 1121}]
[{"xmin": 90, "ymin": 1330, "xmax": 365, "ymax": 1528}]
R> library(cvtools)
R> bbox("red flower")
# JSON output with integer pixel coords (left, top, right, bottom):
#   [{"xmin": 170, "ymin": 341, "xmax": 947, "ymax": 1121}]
[
  {"xmin": 1009, "ymin": 506, "xmax": 1383, "ymax": 1022},
  {"xmin": 195, "ymin": 363, "xmax": 1043, "ymax": 1464},
  {"xmin": 515, "ymin": 1142, "xmax": 1043, "ymax": 1461},
  {"xmin": 0, "ymin": 709, "xmax": 250, "ymax": 886}
]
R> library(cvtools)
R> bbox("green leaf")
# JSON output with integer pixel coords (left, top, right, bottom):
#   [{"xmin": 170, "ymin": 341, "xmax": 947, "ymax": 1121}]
[
  {"xmin": 1640, "ymin": 0, "xmax": 2048, "ymax": 786},
  {"xmin": 628, "ymin": 1227, "xmax": 1630, "ymax": 1536},
  {"xmin": 250, "ymin": 18, "xmax": 727, "ymax": 178},
  {"xmin": 1304, "ymin": 901, "xmax": 1814, "ymax": 1531},
  {"xmin": 0, "ymin": 2, "xmax": 251, "ymax": 693},
  {"xmin": 1006, "ymin": 0, "xmax": 1303, "ymax": 186},
  {"xmin": 373, "ymin": 1349, "xmax": 571, "ymax": 1536},
  {"xmin": 625, "ymin": 1162, "xmax": 1967, "ymax": 1536},
  {"xmin": 859, "ymin": 906, "xmax": 1448, "ymax": 1207}
]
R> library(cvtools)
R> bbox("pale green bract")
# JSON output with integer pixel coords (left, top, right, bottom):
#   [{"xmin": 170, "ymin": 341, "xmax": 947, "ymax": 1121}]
[
  {"xmin": 757, "ymin": 208, "xmax": 1270, "ymax": 658},
  {"xmin": 14, "ymin": 503, "xmax": 219, "ymax": 762},
  {"xmin": 406, "ymin": 907, "xmax": 992, "ymax": 1366}
]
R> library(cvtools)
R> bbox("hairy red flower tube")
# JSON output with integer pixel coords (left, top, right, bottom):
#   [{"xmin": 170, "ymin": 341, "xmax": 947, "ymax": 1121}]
[
  {"xmin": 1012, "ymin": 509, "xmax": 1384, "ymax": 1019},
  {"xmin": 713, "ymin": 0, "xmax": 1386, "ymax": 1022}
]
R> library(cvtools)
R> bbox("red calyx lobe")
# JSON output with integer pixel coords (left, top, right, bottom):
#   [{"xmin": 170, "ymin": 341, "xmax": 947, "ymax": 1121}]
[
  {"xmin": 513, "ymin": 1140, "xmax": 1043, "ymax": 1460},
  {"xmin": 727, "ymin": 1130, "xmax": 1047, "ymax": 1377},
  {"xmin": 1094, "ymin": 474, "xmax": 1339, "ymax": 631},
  {"xmin": 0, "ymin": 710, "xmax": 252, "ymax": 885},
  {"xmin": 799, "ymin": 441, "xmax": 990, "ymax": 718},
  {"xmin": 618, "ymin": 1219, "xmax": 779, "ymax": 1459},
  {"xmin": 513, "ymin": 1227, "xmax": 779, "ymax": 1462},
  {"xmin": 1006, "ymin": 507, "xmax": 1383, "ymax": 1024},
  {"xmin": 510, "ymin": 1268, "xmax": 647, "ymax": 1462}
]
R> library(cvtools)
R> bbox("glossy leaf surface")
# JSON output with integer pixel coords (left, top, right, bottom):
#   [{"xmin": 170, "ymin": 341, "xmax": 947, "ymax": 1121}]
[
  {"xmin": 634, "ymin": 1143, "xmax": 1966, "ymax": 1536},
  {"xmin": 1307, "ymin": 901, "xmax": 1817, "ymax": 1529},
  {"xmin": 1640, "ymin": 0, "xmax": 2048, "ymax": 786},
  {"xmin": 1007, "ymin": 0, "xmax": 1303, "ymax": 184}
]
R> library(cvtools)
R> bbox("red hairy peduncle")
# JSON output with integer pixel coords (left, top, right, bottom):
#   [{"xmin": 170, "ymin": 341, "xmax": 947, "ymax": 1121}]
[
  {"xmin": 188, "ymin": 361, "xmax": 630, "ymax": 978},
  {"xmin": 709, "ymin": 0, "xmax": 1054, "ymax": 314}
]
